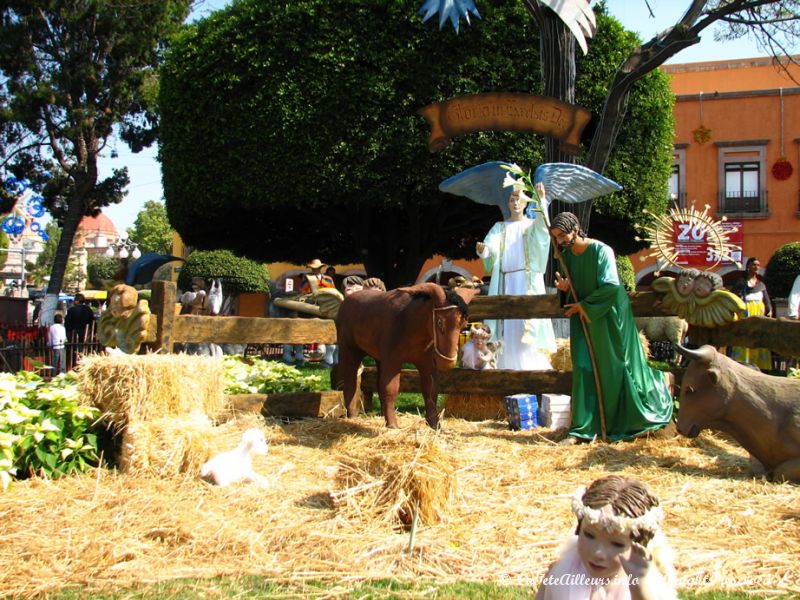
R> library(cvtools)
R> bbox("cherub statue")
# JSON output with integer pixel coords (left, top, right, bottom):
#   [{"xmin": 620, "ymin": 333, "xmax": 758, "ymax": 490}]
[
  {"xmin": 460, "ymin": 323, "xmax": 501, "ymax": 370},
  {"xmin": 652, "ymin": 268, "xmax": 744, "ymax": 328},
  {"xmin": 97, "ymin": 284, "xmax": 151, "ymax": 354}
]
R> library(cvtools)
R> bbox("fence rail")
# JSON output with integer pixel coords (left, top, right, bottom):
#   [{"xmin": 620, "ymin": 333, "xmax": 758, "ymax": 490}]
[{"xmin": 3, "ymin": 281, "xmax": 799, "ymax": 382}]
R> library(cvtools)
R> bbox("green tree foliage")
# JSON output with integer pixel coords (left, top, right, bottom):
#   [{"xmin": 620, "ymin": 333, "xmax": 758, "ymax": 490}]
[
  {"xmin": 765, "ymin": 242, "xmax": 800, "ymax": 298},
  {"xmin": 129, "ymin": 200, "xmax": 172, "ymax": 255},
  {"xmin": 177, "ymin": 250, "xmax": 268, "ymax": 296},
  {"xmin": 616, "ymin": 254, "xmax": 636, "ymax": 293},
  {"xmin": 159, "ymin": 1, "xmax": 672, "ymax": 287},
  {"xmin": 0, "ymin": 229, "xmax": 8, "ymax": 271},
  {"xmin": 86, "ymin": 255, "xmax": 119, "ymax": 289},
  {"xmin": 0, "ymin": 1, "xmax": 192, "ymax": 320}
]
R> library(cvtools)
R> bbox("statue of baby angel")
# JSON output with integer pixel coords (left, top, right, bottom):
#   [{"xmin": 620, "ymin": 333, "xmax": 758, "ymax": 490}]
[{"xmin": 459, "ymin": 323, "xmax": 501, "ymax": 370}]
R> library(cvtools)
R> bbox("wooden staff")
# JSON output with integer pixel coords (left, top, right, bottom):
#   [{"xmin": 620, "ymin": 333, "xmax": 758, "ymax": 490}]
[{"xmin": 534, "ymin": 183, "xmax": 607, "ymax": 442}]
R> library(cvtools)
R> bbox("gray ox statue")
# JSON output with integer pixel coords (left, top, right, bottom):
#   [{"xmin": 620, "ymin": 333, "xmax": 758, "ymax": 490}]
[{"xmin": 675, "ymin": 344, "xmax": 800, "ymax": 482}]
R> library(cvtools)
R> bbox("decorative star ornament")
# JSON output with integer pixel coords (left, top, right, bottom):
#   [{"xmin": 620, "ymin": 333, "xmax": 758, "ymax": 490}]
[
  {"xmin": 418, "ymin": 0, "xmax": 481, "ymax": 34},
  {"xmin": 418, "ymin": 0, "xmax": 596, "ymax": 54}
]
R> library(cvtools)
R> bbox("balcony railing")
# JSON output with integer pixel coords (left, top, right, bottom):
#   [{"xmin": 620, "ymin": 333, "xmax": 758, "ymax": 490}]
[
  {"xmin": 718, "ymin": 191, "xmax": 768, "ymax": 214},
  {"xmin": 669, "ymin": 193, "xmax": 687, "ymax": 210}
]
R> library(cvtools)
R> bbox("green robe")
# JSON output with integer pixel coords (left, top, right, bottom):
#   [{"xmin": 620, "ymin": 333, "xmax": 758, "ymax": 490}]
[{"xmin": 561, "ymin": 240, "xmax": 673, "ymax": 441}]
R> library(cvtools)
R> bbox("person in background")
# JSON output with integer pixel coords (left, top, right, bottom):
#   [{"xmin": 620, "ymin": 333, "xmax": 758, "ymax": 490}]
[
  {"xmin": 48, "ymin": 313, "xmax": 67, "ymax": 375},
  {"xmin": 65, "ymin": 292, "xmax": 96, "ymax": 369},
  {"xmin": 787, "ymin": 273, "xmax": 800, "ymax": 319},
  {"xmin": 66, "ymin": 293, "xmax": 95, "ymax": 343},
  {"xmin": 729, "ymin": 257, "xmax": 773, "ymax": 370}
]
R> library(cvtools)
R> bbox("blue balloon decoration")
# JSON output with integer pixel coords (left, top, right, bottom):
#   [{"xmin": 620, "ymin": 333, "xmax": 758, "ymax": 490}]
[
  {"xmin": 27, "ymin": 199, "xmax": 45, "ymax": 218},
  {"xmin": 2, "ymin": 215, "xmax": 25, "ymax": 235},
  {"xmin": 40, "ymin": 232, "xmax": 49, "ymax": 241},
  {"xmin": 3, "ymin": 176, "xmax": 20, "ymax": 194},
  {"xmin": 30, "ymin": 221, "xmax": 41, "ymax": 233}
]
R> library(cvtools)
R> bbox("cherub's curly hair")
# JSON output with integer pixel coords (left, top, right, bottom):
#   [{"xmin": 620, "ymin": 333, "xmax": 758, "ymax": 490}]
[{"xmin": 576, "ymin": 475, "xmax": 661, "ymax": 545}]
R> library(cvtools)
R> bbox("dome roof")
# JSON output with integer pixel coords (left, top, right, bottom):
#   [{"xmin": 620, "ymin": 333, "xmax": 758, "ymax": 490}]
[{"xmin": 77, "ymin": 212, "xmax": 118, "ymax": 237}]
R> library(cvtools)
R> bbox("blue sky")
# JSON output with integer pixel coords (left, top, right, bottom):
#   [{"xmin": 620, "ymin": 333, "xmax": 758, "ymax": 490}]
[{"xmin": 98, "ymin": 0, "xmax": 772, "ymax": 232}]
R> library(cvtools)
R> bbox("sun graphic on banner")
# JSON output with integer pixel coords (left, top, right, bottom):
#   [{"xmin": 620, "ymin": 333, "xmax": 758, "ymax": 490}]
[{"xmin": 635, "ymin": 203, "xmax": 742, "ymax": 274}]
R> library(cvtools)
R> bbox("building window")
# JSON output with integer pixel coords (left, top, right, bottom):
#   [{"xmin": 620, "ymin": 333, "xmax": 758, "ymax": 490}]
[
  {"xmin": 724, "ymin": 162, "xmax": 760, "ymax": 212},
  {"xmin": 670, "ymin": 147, "xmax": 686, "ymax": 209},
  {"xmin": 716, "ymin": 142, "xmax": 768, "ymax": 215}
]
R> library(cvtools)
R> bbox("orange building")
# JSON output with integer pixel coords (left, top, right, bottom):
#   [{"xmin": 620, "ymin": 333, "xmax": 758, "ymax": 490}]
[{"xmin": 633, "ymin": 55, "xmax": 800, "ymax": 285}]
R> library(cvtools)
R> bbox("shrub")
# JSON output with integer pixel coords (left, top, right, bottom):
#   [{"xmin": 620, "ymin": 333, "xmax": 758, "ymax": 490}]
[
  {"xmin": 0, "ymin": 371, "xmax": 100, "ymax": 489},
  {"xmin": 86, "ymin": 255, "xmax": 120, "ymax": 288},
  {"xmin": 177, "ymin": 249, "xmax": 269, "ymax": 296},
  {"xmin": 222, "ymin": 356, "xmax": 325, "ymax": 394},
  {"xmin": 616, "ymin": 254, "xmax": 636, "ymax": 292},
  {"xmin": 765, "ymin": 242, "xmax": 800, "ymax": 298}
]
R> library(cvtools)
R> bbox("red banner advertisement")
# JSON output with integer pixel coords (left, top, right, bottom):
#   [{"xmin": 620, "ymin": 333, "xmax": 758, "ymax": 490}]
[{"xmin": 673, "ymin": 220, "xmax": 743, "ymax": 267}]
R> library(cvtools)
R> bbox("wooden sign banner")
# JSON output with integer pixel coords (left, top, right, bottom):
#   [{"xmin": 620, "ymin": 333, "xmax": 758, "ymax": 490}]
[{"xmin": 418, "ymin": 93, "xmax": 592, "ymax": 154}]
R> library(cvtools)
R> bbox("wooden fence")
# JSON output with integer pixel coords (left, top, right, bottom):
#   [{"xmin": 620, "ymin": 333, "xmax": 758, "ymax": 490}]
[{"xmin": 145, "ymin": 280, "xmax": 800, "ymax": 398}]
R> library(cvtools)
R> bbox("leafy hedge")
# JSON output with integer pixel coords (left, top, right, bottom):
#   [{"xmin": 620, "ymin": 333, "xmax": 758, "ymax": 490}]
[
  {"xmin": 765, "ymin": 242, "xmax": 800, "ymax": 298},
  {"xmin": 177, "ymin": 249, "xmax": 269, "ymax": 295},
  {"xmin": 616, "ymin": 254, "xmax": 636, "ymax": 292}
]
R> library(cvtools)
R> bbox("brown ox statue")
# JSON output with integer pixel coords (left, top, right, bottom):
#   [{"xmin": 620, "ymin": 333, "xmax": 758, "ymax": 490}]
[
  {"xmin": 676, "ymin": 344, "xmax": 800, "ymax": 482},
  {"xmin": 336, "ymin": 283, "xmax": 478, "ymax": 428}
]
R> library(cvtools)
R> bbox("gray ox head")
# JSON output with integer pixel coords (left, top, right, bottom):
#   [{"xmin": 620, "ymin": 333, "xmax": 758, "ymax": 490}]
[{"xmin": 674, "ymin": 344, "xmax": 731, "ymax": 438}]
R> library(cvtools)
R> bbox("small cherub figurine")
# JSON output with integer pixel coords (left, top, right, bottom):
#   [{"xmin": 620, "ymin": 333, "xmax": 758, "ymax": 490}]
[
  {"xmin": 653, "ymin": 268, "xmax": 743, "ymax": 328},
  {"xmin": 460, "ymin": 323, "xmax": 500, "ymax": 370},
  {"xmin": 96, "ymin": 284, "xmax": 151, "ymax": 354},
  {"xmin": 535, "ymin": 475, "xmax": 677, "ymax": 600}
]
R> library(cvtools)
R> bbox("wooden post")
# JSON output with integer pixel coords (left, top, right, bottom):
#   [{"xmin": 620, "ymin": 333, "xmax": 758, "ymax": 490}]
[{"xmin": 150, "ymin": 280, "xmax": 176, "ymax": 353}]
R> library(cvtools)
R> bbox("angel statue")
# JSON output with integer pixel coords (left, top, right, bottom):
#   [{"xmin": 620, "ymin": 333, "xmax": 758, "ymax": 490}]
[{"xmin": 439, "ymin": 161, "xmax": 622, "ymax": 371}]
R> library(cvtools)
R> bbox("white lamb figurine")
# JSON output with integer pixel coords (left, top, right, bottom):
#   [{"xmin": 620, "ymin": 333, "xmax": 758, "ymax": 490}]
[{"xmin": 200, "ymin": 428, "xmax": 269, "ymax": 487}]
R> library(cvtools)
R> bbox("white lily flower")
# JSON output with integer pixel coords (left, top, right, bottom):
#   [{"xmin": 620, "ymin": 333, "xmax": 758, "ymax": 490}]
[{"xmin": 502, "ymin": 172, "xmax": 527, "ymax": 194}]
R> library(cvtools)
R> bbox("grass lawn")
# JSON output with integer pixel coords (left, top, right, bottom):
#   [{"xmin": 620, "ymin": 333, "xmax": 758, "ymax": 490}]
[{"xmin": 40, "ymin": 577, "xmax": 788, "ymax": 599}]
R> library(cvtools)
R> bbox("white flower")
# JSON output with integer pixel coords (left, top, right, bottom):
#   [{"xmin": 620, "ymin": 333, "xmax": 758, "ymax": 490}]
[{"xmin": 502, "ymin": 172, "xmax": 527, "ymax": 193}]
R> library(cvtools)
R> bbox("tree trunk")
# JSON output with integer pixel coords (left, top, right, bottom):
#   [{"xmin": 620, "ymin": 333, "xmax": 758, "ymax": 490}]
[{"xmin": 40, "ymin": 186, "xmax": 89, "ymax": 325}]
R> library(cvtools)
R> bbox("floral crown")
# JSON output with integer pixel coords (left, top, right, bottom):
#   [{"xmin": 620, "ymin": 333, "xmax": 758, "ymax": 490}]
[{"xmin": 571, "ymin": 486, "xmax": 663, "ymax": 538}]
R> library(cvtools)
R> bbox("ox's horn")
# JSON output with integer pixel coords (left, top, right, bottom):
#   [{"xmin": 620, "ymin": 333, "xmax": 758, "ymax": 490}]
[{"xmin": 674, "ymin": 344, "xmax": 716, "ymax": 363}]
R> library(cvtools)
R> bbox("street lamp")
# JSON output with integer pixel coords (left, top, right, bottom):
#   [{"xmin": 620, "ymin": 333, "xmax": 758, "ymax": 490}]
[{"xmin": 105, "ymin": 236, "xmax": 141, "ymax": 260}]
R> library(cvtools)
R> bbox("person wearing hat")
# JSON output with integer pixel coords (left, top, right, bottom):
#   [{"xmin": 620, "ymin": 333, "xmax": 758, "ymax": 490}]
[
  {"xmin": 299, "ymin": 259, "xmax": 337, "ymax": 368},
  {"xmin": 300, "ymin": 259, "xmax": 336, "ymax": 294}
]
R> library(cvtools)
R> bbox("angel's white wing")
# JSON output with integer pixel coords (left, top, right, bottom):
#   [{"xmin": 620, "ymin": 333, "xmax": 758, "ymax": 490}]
[
  {"xmin": 537, "ymin": 0, "xmax": 596, "ymax": 55},
  {"xmin": 534, "ymin": 162, "xmax": 622, "ymax": 204}
]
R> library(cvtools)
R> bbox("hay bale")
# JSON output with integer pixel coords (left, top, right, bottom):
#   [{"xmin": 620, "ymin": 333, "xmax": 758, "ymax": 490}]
[
  {"xmin": 119, "ymin": 414, "xmax": 217, "ymax": 478},
  {"xmin": 77, "ymin": 354, "xmax": 227, "ymax": 429},
  {"xmin": 550, "ymin": 338, "xmax": 572, "ymax": 371},
  {"xmin": 444, "ymin": 393, "xmax": 507, "ymax": 421},
  {"xmin": 330, "ymin": 426, "xmax": 457, "ymax": 526}
]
